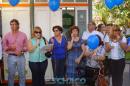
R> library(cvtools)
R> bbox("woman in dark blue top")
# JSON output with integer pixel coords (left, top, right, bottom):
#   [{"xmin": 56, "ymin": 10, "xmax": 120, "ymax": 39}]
[{"xmin": 49, "ymin": 26, "xmax": 67, "ymax": 86}]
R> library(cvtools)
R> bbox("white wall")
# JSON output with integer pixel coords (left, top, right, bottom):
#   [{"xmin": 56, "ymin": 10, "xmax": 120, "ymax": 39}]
[
  {"xmin": 2, "ymin": 8, "xmax": 30, "ymax": 38},
  {"xmin": 35, "ymin": 7, "xmax": 62, "ymax": 40}
]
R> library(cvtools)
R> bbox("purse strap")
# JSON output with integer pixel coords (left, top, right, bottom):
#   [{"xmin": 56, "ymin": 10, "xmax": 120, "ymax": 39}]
[
  {"xmin": 42, "ymin": 37, "xmax": 47, "ymax": 45},
  {"xmin": 98, "ymin": 62, "xmax": 105, "ymax": 76}
]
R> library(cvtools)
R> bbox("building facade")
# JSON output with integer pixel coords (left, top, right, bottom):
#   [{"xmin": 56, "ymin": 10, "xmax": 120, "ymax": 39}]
[{"xmin": 0, "ymin": 0, "xmax": 91, "ymax": 81}]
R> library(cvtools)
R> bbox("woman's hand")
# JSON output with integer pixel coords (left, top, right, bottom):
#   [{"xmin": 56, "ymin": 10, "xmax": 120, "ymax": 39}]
[
  {"xmin": 36, "ymin": 39, "xmax": 40, "ymax": 46},
  {"xmin": 75, "ymin": 57, "xmax": 81, "ymax": 64},
  {"xmin": 84, "ymin": 50, "xmax": 93, "ymax": 57},
  {"xmin": 116, "ymin": 35, "xmax": 122, "ymax": 41},
  {"xmin": 67, "ymin": 34, "xmax": 74, "ymax": 50},
  {"xmin": 91, "ymin": 51, "xmax": 97, "ymax": 57},
  {"xmin": 71, "ymin": 33, "xmax": 75, "ymax": 40}
]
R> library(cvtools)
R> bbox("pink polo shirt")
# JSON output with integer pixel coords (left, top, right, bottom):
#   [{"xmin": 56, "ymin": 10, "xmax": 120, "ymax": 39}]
[{"xmin": 3, "ymin": 31, "xmax": 28, "ymax": 54}]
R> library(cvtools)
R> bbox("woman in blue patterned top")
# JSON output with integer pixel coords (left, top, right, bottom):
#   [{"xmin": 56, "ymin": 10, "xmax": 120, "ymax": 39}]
[
  {"xmin": 66, "ymin": 26, "xmax": 85, "ymax": 85},
  {"xmin": 49, "ymin": 26, "xmax": 67, "ymax": 86}
]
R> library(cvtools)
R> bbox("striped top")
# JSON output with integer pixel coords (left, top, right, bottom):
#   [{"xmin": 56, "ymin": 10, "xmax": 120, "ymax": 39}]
[{"xmin": 86, "ymin": 45, "xmax": 105, "ymax": 68}]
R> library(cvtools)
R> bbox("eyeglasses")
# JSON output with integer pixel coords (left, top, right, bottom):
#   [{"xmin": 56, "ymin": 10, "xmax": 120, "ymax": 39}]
[
  {"xmin": 114, "ymin": 29, "xmax": 120, "ymax": 31},
  {"xmin": 35, "ymin": 31, "xmax": 41, "ymax": 34},
  {"xmin": 53, "ymin": 30, "xmax": 59, "ymax": 32}
]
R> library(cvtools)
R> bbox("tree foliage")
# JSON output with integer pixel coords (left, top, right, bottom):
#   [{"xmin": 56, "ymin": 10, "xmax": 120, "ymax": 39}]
[{"xmin": 93, "ymin": 0, "xmax": 130, "ymax": 27}]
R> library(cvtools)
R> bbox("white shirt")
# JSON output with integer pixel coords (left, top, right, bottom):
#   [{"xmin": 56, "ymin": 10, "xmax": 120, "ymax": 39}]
[
  {"xmin": 109, "ymin": 36, "xmax": 126, "ymax": 60},
  {"xmin": 104, "ymin": 34, "xmax": 109, "ymax": 43},
  {"xmin": 82, "ymin": 30, "xmax": 104, "ymax": 41}
]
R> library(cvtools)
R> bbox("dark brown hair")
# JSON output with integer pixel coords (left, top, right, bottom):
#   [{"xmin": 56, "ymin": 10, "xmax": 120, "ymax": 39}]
[
  {"xmin": 89, "ymin": 21, "xmax": 96, "ymax": 26},
  {"xmin": 10, "ymin": 19, "xmax": 19, "ymax": 25},
  {"xmin": 52, "ymin": 25, "xmax": 63, "ymax": 33},
  {"xmin": 96, "ymin": 35, "xmax": 104, "ymax": 46},
  {"xmin": 97, "ymin": 24, "xmax": 104, "ymax": 32},
  {"xmin": 70, "ymin": 26, "xmax": 80, "ymax": 35}
]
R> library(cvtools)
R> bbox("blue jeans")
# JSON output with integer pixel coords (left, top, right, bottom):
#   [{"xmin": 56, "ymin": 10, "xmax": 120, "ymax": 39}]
[{"xmin": 7, "ymin": 55, "xmax": 25, "ymax": 86}]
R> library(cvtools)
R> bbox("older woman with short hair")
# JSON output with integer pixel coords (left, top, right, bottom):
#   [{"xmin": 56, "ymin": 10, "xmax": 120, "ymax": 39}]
[{"xmin": 49, "ymin": 25, "xmax": 67, "ymax": 86}]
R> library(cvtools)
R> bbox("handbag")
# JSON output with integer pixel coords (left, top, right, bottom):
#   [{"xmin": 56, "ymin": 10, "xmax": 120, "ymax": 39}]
[
  {"xmin": 97, "ymin": 74, "xmax": 108, "ymax": 86},
  {"xmin": 45, "ymin": 51, "xmax": 52, "ymax": 57},
  {"xmin": 85, "ymin": 66, "xmax": 99, "ymax": 82},
  {"xmin": 96, "ymin": 62, "xmax": 108, "ymax": 86},
  {"xmin": 42, "ymin": 37, "xmax": 52, "ymax": 58}
]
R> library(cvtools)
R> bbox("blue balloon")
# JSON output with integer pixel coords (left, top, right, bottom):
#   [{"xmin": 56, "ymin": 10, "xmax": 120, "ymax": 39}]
[
  {"xmin": 49, "ymin": 0, "xmax": 60, "ymax": 11},
  {"xmin": 105, "ymin": 0, "xmax": 115, "ymax": 9},
  {"xmin": 114, "ymin": 0, "xmax": 124, "ymax": 6},
  {"xmin": 8, "ymin": 0, "xmax": 20, "ymax": 6},
  {"xmin": 127, "ymin": 37, "xmax": 130, "ymax": 45},
  {"xmin": 87, "ymin": 35, "xmax": 99, "ymax": 50}
]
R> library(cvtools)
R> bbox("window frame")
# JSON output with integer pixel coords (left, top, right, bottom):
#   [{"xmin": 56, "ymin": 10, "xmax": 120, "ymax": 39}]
[{"xmin": 34, "ymin": 0, "xmax": 48, "ymax": 3}]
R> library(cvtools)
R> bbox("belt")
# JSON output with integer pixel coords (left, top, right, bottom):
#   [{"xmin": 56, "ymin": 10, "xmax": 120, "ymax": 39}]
[
  {"xmin": 8, "ymin": 53, "xmax": 18, "ymax": 56},
  {"xmin": 8, "ymin": 53, "xmax": 24, "ymax": 56}
]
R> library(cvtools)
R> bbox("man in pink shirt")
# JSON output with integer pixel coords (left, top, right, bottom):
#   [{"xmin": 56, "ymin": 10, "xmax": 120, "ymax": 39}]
[{"xmin": 3, "ymin": 19, "xmax": 28, "ymax": 86}]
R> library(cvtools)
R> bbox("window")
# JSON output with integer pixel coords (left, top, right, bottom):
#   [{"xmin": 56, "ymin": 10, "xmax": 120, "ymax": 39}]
[
  {"xmin": 35, "ymin": 0, "xmax": 47, "ymax": 2},
  {"xmin": 62, "ymin": 0, "xmax": 74, "ymax": 2},
  {"xmin": 77, "ymin": 10, "xmax": 87, "ymax": 35},
  {"xmin": 76, "ymin": 0, "xmax": 87, "ymax": 2},
  {"xmin": 2, "ymin": 0, "xmax": 28, "ymax": 2}
]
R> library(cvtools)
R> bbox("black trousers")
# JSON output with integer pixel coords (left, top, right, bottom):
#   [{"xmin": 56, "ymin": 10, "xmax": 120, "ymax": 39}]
[
  {"xmin": 109, "ymin": 58, "xmax": 125, "ymax": 86},
  {"xmin": 52, "ymin": 58, "xmax": 66, "ymax": 86},
  {"xmin": 29, "ymin": 60, "xmax": 48, "ymax": 86},
  {"xmin": 84, "ymin": 66, "xmax": 99, "ymax": 86}
]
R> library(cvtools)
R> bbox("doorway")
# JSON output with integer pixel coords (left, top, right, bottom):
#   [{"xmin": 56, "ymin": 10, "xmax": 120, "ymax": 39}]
[
  {"xmin": 62, "ymin": 7, "xmax": 75, "ymax": 39},
  {"xmin": 62, "ymin": 7, "xmax": 88, "ymax": 39}
]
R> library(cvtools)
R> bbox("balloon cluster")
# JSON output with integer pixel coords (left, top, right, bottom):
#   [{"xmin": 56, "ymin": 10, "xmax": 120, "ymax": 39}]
[
  {"xmin": 105, "ymin": 0, "xmax": 124, "ymax": 9},
  {"xmin": 8, "ymin": 0, "xmax": 60, "ymax": 12}
]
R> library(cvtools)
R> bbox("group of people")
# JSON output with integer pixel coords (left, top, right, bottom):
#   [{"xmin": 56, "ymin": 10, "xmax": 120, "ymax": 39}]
[{"xmin": 0, "ymin": 19, "xmax": 129, "ymax": 86}]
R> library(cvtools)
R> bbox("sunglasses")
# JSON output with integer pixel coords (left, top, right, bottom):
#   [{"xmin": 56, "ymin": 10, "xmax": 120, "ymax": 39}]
[
  {"xmin": 35, "ymin": 31, "xmax": 41, "ymax": 34},
  {"xmin": 114, "ymin": 29, "xmax": 120, "ymax": 31}
]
